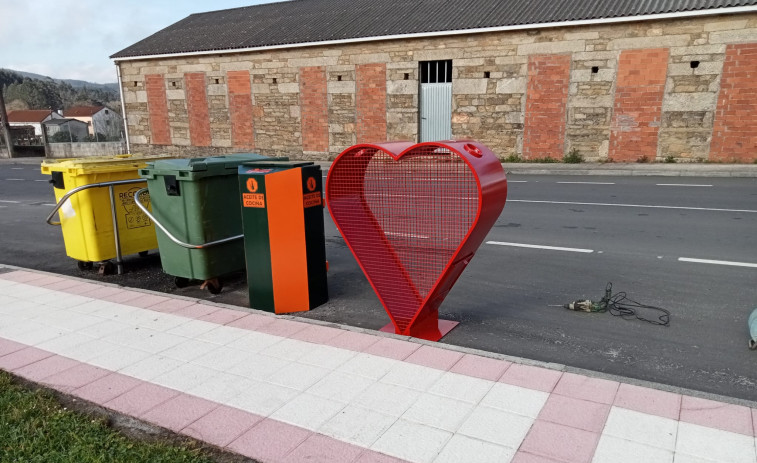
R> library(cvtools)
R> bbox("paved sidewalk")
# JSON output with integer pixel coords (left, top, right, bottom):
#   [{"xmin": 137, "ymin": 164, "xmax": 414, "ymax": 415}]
[{"xmin": 1, "ymin": 268, "xmax": 756, "ymax": 463}]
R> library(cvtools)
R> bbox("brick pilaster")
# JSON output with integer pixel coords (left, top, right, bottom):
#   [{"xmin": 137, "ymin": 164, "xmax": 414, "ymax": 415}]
[
  {"xmin": 523, "ymin": 55, "xmax": 571, "ymax": 160},
  {"xmin": 145, "ymin": 74, "xmax": 171, "ymax": 145},
  {"xmin": 710, "ymin": 43, "xmax": 757, "ymax": 162},
  {"xmin": 356, "ymin": 63, "xmax": 387, "ymax": 144},
  {"xmin": 227, "ymin": 70, "xmax": 255, "ymax": 150},
  {"xmin": 300, "ymin": 66, "xmax": 328, "ymax": 152},
  {"xmin": 609, "ymin": 48, "xmax": 669, "ymax": 162},
  {"xmin": 184, "ymin": 73, "xmax": 211, "ymax": 147}
]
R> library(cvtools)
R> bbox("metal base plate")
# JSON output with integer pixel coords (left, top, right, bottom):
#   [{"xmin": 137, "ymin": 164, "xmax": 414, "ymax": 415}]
[{"xmin": 380, "ymin": 319, "xmax": 459, "ymax": 342}]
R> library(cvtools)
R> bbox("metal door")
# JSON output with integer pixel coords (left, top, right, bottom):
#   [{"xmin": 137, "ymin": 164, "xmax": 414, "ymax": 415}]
[{"xmin": 419, "ymin": 60, "xmax": 452, "ymax": 142}]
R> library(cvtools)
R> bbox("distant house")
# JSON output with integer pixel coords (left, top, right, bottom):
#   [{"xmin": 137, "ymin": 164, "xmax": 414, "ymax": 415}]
[
  {"xmin": 7, "ymin": 110, "xmax": 63, "ymax": 136},
  {"xmin": 63, "ymin": 106, "xmax": 121, "ymax": 138},
  {"xmin": 43, "ymin": 118, "xmax": 90, "ymax": 142}
]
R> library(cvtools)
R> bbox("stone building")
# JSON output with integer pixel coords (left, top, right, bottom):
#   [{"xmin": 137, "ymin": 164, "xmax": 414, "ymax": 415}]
[{"xmin": 112, "ymin": 0, "xmax": 757, "ymax": 162}]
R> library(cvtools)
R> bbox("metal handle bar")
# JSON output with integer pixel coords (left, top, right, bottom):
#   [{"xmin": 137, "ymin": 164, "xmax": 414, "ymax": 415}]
[
  {"xmin": 45, "ymin": 178, "xmax": 148, "ymax": 226},
  {"xmin": 133, "ymin": 188, "xmax": 243, "ymax": 249}
]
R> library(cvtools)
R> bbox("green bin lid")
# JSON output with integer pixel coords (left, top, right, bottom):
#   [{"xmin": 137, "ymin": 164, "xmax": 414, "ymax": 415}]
[{"xmin": 141, "ymin": 153, "xmax": 287, "ymax": 179}]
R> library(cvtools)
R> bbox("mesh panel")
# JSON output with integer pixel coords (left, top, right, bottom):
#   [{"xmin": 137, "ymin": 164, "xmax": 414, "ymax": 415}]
[{"xmin": 328, "ymin": 145, "xmax": 478, "ymax": 331}]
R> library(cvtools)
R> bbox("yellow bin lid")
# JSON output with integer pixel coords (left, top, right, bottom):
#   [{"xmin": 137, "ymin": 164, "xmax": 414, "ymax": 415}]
[{"xmin": 41, "ymin": 154, "xmax": 175, "ymax": 176}]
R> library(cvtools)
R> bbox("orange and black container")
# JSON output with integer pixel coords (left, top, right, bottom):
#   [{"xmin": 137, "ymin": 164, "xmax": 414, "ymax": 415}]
[{"xmin": 238, "ymin": 161, "xmax": 328, "ymax": 313}]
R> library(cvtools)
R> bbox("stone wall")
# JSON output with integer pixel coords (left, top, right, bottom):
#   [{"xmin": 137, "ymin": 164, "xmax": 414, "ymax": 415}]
[
  {"xmin": 119, "ymin": 13, "xmax": 757, "ymax": 161},
  {"xmin": 47, "ymin": 141, "xmax": 127, "ymax": 158}
]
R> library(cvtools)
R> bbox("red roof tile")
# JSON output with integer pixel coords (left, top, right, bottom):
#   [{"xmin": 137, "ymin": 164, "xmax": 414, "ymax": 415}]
[
  {"xmin": 63, "ymin": 106, "xmax": 105, "ymax": 117},
  {"xmin": 6, "ymin": 110, "xmax": 55, "ymax": 123}
]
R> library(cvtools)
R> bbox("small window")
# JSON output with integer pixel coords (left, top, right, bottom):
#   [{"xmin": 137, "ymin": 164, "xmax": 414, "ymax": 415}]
[
  {"xmin": 134, "ymin": 81, "xmax": 138, "ymax": 87},
  {"xmin": 420, "ymin": 60, "xmax": 452, "ymax": 84},
  {"xmin": 484, "ymin": 71, "xmax": 491, "ymax": 79},
  {"xmin": 104, "ymin": 109, "xmax": 109, "ymax": 115},
  {"xmin": 690, "ymin": 61, "xmax": 700, "ymax": 69},
  {"xmin": 337, "ymin": 75, "xmax": 342, "ymax": 81},
  {"xmin": 404, "ymin": 73, "xmax": 410, "ymax": 80},
  {"xmin": 106, "ymin": 120, "xmax": 111, "ymax": 126},
  {"xmin": 591, "ymin": 66, "xmax": 599, "ymax": 74},
  {"xmin": 272, "ymin": 77, "xmax": 278, "ymax": 84},
  {"xmin": 215, "ymin": 78, "xmax": 220, "ymax": 84},
  {"xmin": 171, "ymin": 81, "xmax": 176, "ymax": 87}
]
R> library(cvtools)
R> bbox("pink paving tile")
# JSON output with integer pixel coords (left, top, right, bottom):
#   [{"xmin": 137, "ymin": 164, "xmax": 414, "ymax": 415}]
[
  {"xmin": 0, "ymin": 346, "xmax": 55, "ymax": 371},
  {"xmin": 227, "ymin": 313, "xmax": 277, "ymax": 331},
  {"xmin": 553, "ymin": 373, "xmax": 619, "ymax": 405},
  {"xmin": 23, "ymin": 275, "xmax": 64, "ymax": 286},
  {"xmin": 499, "ymin": 363, "xmax": 563, "ymax": 393},
  {"xmin": 42, "ymin": 363, "xmax": 111, "ymax": 393},
  {"xmin": 290, "ymin": 324, "xmax": 347, "ymax": 344},
  {"xmin": 520, "ymin": 420, "xmax": 601, "ymax": 463},
  {"xmin": 13, "ymin": 355, "xmax": 81, "ymax": 382},
  {"xmin": 256, "ymin": 318, "xmax": 309, "ymax": 338},
  {"xmin": 141, "ymin": 393, "xmax": 219, "ymax": 432},
  {"xmin": 60, "ymin": 282, "xmax": 103, "ymax": 295},
  {"xmin": 104, "ymin": 382, "xmax": 179, "ymax": 417},
  {"xmin": 363, "ymin": 337, "xmax": 420, "ymax": 360},
  {"xmin": 404, "ymin": 344, "xmax": 464, "ymax": 371},
  {"xmin": 614, "ymin": 383, "xmax": 681, "ymax": 421},
  {"xmin": 679, "ymin": 395, "xmax": 754, "ymax": 436},
  {"xmin": 282, "ymin": 433, "xmax": 364, "ymax": 463},
  {"xmin": 101, "ymin": 290, "xmax": 146, "ymax": 304},
  {"xmin": 197, "ymin": 307, "xmax": 247, "ymax": 325},
  {"xmin": 228, "ymin": 418, "xmax": 312, "ymax": 462},
  {"xmin": 171, "ymin": 303, "xmax": 220, "ymax": 319},
  {"xmin": 125, "ymin": 294, "xmax": 172, "ymax": 309},
  {"xmin": 450, "ymin": 353, "xmax": 511, "ymax": 381},
  {"xmin": 0, "ymin": 271, "xmax": 48, "ymax": 283},
  {"xmin": 322, "ymin": 330, "xmax": 380, "ymax": 352},
  {"xmin": 75, "ymin": 286, "xmax": 127, "ymax": 299},
  {"xmin": 0, "ymin": 338, "xmax": 29, "ymax": 357},
  {"xmin": 354, "ymin": 452, "xmax": 408, "ymax": 463},
  {"xmin": 181, "ymin": 405, "xmax": 263, "ymax": 447},
  {"xmin": 41, "ymin": 279, "xmax": 85, "ymax": 291},
  {"xmin": 511, "ymin": 451, "xmax": 563, "ymax": 463},
  {"xmin": 73, "ymin": 372, "xmax": 142, "ymax": 403},
  {"xmin": 537, "ymin": 394, "xmax": 611, "ymax": 433},
  {"xmin": 147, "ymin": 298, "xmax": 198, "ymax": 314}
]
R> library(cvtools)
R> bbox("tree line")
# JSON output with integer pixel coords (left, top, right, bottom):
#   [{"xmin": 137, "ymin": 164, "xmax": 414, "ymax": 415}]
[{"xmin": 0, "ymin": 69, "xmax": 120, "ymax": 112}]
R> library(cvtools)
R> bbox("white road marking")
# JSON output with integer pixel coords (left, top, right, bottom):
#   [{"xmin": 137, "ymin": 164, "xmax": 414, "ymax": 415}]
[
  {"xmin": 0, "ymin": 200, "xmax": 19, "ymax": 204},
  {"xmin": 678, "ymin": 257, "xmax": 757, "ymax": 269},
  {"xmin": 509, "ymin": 199, "xmax": 757, "ymax": 214},
  {"xmin": 5, "ymin": 178, "xmax": 24, "ymax": 181},
  {"xmin": 556, "ymin": 181, "xmax": 615, "ymax": 185},
  {"xmin": 487, "ymin": 241, "xmax": 594, "ymax": 253},
  {"xmin": 11, "ymin": 167, "xmax": 23, "ymax": 170},
  {"xmin": 656, "ymin": 183, "xmax": 712, "ymax": 187},
  {"xmin": 508, "ymin": 180, "xmax": 528, "ymax": 183},
  {"xmin": 42, "ymin": 203, "xmax": 57, "ymax": 207},
  {"xmin": 35, "ymin": 179, "xmax": 48, "ymax": 182}
]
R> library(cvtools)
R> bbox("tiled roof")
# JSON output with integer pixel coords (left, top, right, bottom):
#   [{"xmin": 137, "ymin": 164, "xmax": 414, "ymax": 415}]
[
  {"xmin": 112, "ymin": 0, "xmax": 757, "ymax": 59},
  {"xmin": 44, "ymin": 118, "xmax": 87, "ymax": 126},
  {"xmin": 6, "ymin": 110, "xmax": 55, "ymax": 123},
  {"xmin": 63, "ymin": 106, "xmax": 105, "ymax": 117}
]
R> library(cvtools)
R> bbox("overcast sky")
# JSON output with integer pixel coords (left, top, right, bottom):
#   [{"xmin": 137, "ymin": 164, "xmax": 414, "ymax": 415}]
[{"xmin": 1, "ymin": 0, "xmax": 276, "ymax": 84}]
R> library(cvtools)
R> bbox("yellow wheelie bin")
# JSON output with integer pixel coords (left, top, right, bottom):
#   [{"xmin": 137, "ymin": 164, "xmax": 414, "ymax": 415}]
[{"xmin": 42, "ymin": 154, "xmax": 172, "ymax": 273}]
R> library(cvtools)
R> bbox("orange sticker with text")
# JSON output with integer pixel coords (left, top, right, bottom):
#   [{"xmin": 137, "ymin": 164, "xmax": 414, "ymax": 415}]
[
  {"xmin": 306, "ymin": 177, "xmax": 316, "ymax": 192},
  {"xmin": 303, "ymin": 192, "xmax": 322, "ymax": 208},
  {"xmin": 243, "ymin": 193, "xmax": 265, "ymax": 208}
]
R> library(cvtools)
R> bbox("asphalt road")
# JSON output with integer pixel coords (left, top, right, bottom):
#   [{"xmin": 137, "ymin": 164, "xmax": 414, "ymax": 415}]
[{"xmin": 1, "ymin": 160, "xmax": 756, "ymax": 403}]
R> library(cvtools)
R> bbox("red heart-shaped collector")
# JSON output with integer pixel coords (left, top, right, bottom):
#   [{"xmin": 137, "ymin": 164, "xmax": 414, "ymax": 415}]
[{"xmin": 326, "ymin": 140, "xmax": 507, "ymax": 341}]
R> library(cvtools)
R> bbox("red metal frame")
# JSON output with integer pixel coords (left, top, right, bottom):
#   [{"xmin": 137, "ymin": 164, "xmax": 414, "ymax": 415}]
[{"xmin": 326, "ymin": 140, "xmax": 507, "ymax": 341}]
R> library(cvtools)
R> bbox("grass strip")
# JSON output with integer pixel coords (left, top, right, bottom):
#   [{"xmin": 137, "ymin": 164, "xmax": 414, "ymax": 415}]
[{"xmin": 0, "ymin": 371, "xmax": 214, "ymax": 463}]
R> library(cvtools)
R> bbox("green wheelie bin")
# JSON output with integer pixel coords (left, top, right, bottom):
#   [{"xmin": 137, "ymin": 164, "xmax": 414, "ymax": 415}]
[{"xmin": 138, "ymin": 153, "xmax": 286, "ymax": 293}]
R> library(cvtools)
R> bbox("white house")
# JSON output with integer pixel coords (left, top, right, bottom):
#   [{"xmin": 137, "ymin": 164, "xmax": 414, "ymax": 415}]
[
  {"xmin": 63, "ymin": 106, "xmax": 121, "ymax": 138},
  {"xmin": 7, "ymin": 110, "xmax": 63, "ymax": 136}
]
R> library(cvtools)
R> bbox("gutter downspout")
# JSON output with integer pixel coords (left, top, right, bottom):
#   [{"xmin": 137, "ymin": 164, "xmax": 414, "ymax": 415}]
[{"xmin": 116, "ymin": 62, "xmax": 131, "ymax": 154}]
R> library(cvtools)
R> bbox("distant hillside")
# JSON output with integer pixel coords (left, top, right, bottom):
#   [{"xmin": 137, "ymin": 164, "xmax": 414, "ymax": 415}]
[
  {"xmin": 8, "ymin": 70, "xmax": 119, "ymax": 93},
  {"xmin": 0, "ymin": 69, "xmax": 120, "ymax": 112}
]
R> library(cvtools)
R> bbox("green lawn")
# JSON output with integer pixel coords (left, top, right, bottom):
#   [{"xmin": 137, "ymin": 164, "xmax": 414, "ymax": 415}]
[{"xmin": 0, "ymin": 371, "xmax": 215, "ymax": 463}]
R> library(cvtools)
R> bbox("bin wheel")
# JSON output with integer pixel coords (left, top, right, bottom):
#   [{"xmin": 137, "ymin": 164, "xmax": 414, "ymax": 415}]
[
  {"xmin": 174, "ymin": 277, "xmax": 191, "ymax": 288},
  {"xmin": 98, "ymin": 261, "xmax": 115, "ymax": 275},
  {"xmin": 138, "ymin": 251, "xmax": 149, "ymax": 257},
  {"xmin": 206, "ymin": 279, "xmax": 223, "ymax": 295},
  {"xmin": 76, "ymin": 261, "xmax": 93, "ymax": 271}
]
